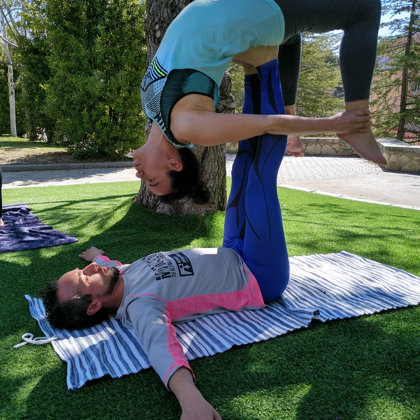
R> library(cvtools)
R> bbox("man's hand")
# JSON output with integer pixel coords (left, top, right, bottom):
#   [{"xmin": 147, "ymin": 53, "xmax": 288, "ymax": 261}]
[
  {"xmin": 79, "ymin": 246, "xmax": 105, "ymax": 262},
  {"xmin": 284, "ymin": 105, "xmax": 304, "ymax": 157},
  {"xmin": 286, "ymin": 135, "xmax": 305, "ymax": 157},
  {"xmin": 169, "ymin": 368, "xmax": 222, "ymax": 420}
]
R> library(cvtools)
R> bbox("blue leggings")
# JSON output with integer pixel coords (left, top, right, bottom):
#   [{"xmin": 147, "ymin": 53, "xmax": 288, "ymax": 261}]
[{"xmin": 222, "ymin": 60, "xmax": 289, "ymax": 302}]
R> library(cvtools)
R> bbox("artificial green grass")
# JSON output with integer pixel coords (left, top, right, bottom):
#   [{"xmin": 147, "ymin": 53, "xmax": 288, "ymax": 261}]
[{"xmin": 1, "ymin": 182, "xmax": 419, "ymax": 420}]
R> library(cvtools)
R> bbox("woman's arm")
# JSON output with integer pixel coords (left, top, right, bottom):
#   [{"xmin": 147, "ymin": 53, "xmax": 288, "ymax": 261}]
[{"xmin": 171, "ymin": 108, "xmax": 370, "ymax": 147}]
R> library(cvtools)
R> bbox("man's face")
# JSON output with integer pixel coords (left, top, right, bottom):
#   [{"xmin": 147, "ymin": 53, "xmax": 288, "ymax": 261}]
[{"xmin": 57, "ymin": 263, "xmax": 119, "ymax": 303}]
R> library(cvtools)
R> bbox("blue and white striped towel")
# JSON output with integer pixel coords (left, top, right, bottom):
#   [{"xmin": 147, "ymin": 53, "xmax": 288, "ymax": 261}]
[{"xmin": 25, "ymin": 251, "xmax": 420, "ymax": 390}]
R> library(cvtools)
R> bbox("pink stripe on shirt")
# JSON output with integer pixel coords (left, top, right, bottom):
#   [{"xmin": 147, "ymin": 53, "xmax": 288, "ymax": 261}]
[
  {"xmin": 96, "ymin": 255, "xmax": 123, "ymax": 266},
  {"xmin": 168, "ymin": 267, "xmax": 264, "ymax": 321}
]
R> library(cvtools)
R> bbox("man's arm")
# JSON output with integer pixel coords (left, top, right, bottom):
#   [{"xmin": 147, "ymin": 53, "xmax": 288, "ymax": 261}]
[
  {"xmin": 169, "ymin": 368, "xmax": 222, "ymax": 420},
  {"xmin": 79, "ymin": 246, "xmax": 123, "ymax": 267},
  {"xmin": 128, "ymin": 299, "xmax": 221, "ymax": 418},
  {"xmin": 79, "ymin": 246, "xmax": 105, "ymax": 261}
]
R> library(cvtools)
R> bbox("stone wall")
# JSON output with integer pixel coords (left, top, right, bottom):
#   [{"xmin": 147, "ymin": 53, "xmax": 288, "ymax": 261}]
[
  {"xmin": 303, "ymin": 137, "xmax": 420, "ymax": 173},
  {"xmin": 226, "ymin": 137, "xmax": 356, "ymax": 155},
  {"xmin": 227, "ymin": 137, "xmax": 420, "ymax": 173},
  {"xmin": 377, "ymin": 138, "xmax": 420, "ymax": 173},
  {"xmin": 301, "ymin": 137, "xmax": 356, "ymax": 156}
]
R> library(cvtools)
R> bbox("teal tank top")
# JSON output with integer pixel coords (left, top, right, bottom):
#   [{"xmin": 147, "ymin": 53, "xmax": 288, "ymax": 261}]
[{"xmin": 141, "ymin": 0, "xmax": 285, "ymax": 148}]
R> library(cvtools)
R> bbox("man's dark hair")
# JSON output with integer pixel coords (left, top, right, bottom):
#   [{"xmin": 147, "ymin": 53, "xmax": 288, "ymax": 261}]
[
  {"xmin": 160, "ymin": 148, "xmax": 211, "ymax": 205},
  {"xmin": 41, "ymin": 281, "xmax": 111, "ymax": 330}
]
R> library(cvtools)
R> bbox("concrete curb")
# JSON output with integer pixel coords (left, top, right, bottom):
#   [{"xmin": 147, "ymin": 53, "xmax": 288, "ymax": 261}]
[{"xmin": 2, "ymin": 161, "xmax": 133, "ymax": 172}]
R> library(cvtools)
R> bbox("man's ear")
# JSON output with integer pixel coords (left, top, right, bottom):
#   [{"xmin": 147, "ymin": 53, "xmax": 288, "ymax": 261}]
[
  {"xmin": 168, "ymin": 156, "xmax": 183, "ymax": 172},
  {"xmin": 87, "ymin": 299, "xmax": 102, "ymax": 316}
]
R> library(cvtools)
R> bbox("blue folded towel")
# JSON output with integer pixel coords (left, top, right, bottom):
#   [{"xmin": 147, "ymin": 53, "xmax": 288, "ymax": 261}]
[
  {"xmin": 0, "ymin": 203, "xmax": 77, "ymax": 253},
  {"xmin": 24, "ymin": 251, "xmax": 420, "ymax": 390}
]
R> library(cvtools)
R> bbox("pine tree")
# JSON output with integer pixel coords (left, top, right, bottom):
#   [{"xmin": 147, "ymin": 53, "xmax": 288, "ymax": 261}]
[{"xmin": 371, "ymin": 0, "xmax": 419, "ymax": 143}]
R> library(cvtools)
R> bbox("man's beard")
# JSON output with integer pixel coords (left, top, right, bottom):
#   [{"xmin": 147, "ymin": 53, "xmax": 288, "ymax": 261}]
[{"xmin": 104, "ymin": 267, "xmax": 120, "ymax": 296}]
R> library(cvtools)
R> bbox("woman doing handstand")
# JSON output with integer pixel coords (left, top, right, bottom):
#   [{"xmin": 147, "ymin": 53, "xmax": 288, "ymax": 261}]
[{"xmin": 134, "ymin": 0, "xmax": 384, "ymax": 203}]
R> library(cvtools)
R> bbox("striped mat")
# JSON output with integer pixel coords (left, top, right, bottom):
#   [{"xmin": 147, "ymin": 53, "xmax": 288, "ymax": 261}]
[{"xmin": 25, "ymin": 251, "xmax": 420, "ymax": 390}]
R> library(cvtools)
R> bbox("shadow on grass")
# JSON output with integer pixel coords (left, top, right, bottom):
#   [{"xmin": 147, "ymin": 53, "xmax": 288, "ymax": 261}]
[
  {"xmin": 280, "ymin": 198, "xmax": 420, "ymax": 276},
  {"xmin": 6, "ymin": 185, "xmax": 223, "ymax": 262},
  {"xmin": 1, "ymin": 186, "xmax": 224, "ymax": 419},
  {"xmin": 11, "ymin": 307, "xmax": 418, "ymax": 419},
  {"xmin": 2, "ymin": 184, "xmax": 418, "ymax": 418},
  {"xmin": 197, "ymin": 310, "xmax": 419, "ymax": 420},
  {"xmin": 34, "ymin": 196, "xmax": 222, "ymax": 262}
]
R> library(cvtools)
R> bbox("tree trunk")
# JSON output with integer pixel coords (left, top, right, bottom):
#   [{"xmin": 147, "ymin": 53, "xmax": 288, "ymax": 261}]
[
  {"xmin": 7, "ymin": 61, "xmax": 16, "ymax": 136},
  {"xmin": 134, "ymin": 0, "xmax": 234, "ymax": 215},
  {"xmin": 397, "ymin": 0, "xmax": 416, "ymax": 141},
  {"xmin": 1, "ymin": 11, "xmax": 17, "ymax": 137}
]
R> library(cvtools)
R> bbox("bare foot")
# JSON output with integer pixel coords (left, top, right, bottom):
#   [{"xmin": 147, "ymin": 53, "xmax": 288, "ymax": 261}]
[
  {"xmin": 338, "ymin": 130, "xmax": 387, "ymax": 166},
  {"xmin": 286, "ymin": 135, "xmax": 305, "ymax": 157},
  {"xmin": 0, "ymin": 218, "xmax": 4, "ymax": 228}
]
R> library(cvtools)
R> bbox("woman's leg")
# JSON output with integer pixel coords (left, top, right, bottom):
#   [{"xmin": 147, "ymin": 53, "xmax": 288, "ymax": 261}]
[
  {"xmin": 277, "ymin": 0, "xmax": 381, "ymax": 103},
  {"xmin": 275, "ymin": 0, "xmax": 386, "ymax": 165},
  {"xmin": 241, "ymin": 60, "xmax": 289, "ymax": 302}
]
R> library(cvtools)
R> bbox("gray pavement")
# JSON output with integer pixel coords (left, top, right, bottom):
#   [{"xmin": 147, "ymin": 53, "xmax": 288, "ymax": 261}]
[{"xmin": 3, "ymin": 155, "xmax": 420, "ymax": 211}]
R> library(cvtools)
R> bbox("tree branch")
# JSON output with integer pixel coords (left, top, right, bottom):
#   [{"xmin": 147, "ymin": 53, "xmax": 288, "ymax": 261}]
[
  {"xmin": 0, "ymin": 0, "xmax": 23, "ymax": 38},
  {"xmin": 0, "ymin": 32, "xmax": 18, "ymax": 47}
]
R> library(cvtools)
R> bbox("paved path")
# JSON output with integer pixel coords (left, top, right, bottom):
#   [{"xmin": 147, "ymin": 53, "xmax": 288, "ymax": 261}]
[{"xmin": 3, "ymin": 155, "xmax": 420, "ymax": 210}]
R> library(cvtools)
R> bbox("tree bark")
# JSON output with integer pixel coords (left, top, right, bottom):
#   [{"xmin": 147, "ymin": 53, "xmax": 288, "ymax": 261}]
[
  {"xmin": 397, "ymin": 0, "xmax": 416, "ymax": 141},
  {"xmin": 1, "ymin": 10, "xmax": 17, "ymax": 136},
  {"xmin": 134, "ymin": 0, "xmax": 234, "ymax": 215}
]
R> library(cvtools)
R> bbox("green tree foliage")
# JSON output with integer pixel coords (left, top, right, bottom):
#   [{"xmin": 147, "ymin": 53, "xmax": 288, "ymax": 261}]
[
  {"xmin": 371, "ymin": 0, "xmax": 419, "ymax": 142},
  {"xmin": 19, "ymin": 0, "xmax": 146, "ymax": 158},
  {"xmin": 296, "ymin": 33, "xmax": 342, "ymax": 117},
  {"xmin": 17, "ymin": 3, "xmax": 55, "ymax": 141},
  {"xmin": 229, "ymin": 33, "xmax": 342, "ymax": 117}
]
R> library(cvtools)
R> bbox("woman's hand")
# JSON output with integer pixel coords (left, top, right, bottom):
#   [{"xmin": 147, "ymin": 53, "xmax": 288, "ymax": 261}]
[{"xmin": 331, "ymin": 109, "xmax": 371, "ymax": 134}]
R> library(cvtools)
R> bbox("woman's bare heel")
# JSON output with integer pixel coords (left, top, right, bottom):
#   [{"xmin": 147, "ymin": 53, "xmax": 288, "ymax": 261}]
[
  {"xmin": 338, "ymin": 130, "xmax": 387, "ymax": 165},
  {"xmin": 340, "ymin": 100, "xmax": 387, "ymax": 166}
]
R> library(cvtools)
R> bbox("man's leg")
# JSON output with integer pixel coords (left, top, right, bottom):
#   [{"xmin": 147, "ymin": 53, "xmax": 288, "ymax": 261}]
[
  {"xmin": 242, "ymin": 60, "xmax": 289, "ymax": 302},
  {"xmin": 223, "ymin": 74, "xmax": 260, "ymax": 250}
]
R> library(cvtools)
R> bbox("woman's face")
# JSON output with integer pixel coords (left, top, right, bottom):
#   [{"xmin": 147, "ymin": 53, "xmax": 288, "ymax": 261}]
[
  {"xmin": 133, "ymin": 149, "xmax": 173, "ymax": 195},
  {"xmin": 132, "ymin": 135, "xmax": 183, "ymax": 196}
]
